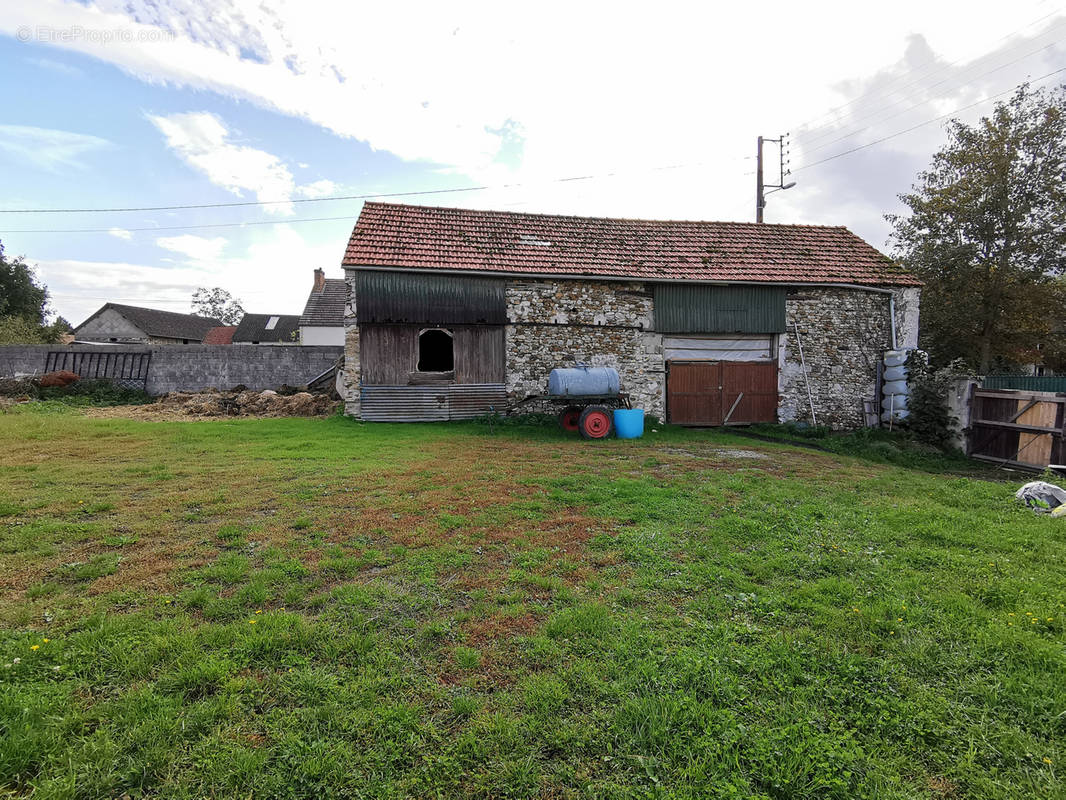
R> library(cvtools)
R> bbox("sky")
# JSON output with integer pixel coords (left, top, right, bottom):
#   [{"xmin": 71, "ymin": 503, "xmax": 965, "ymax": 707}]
[{"xmin": 0, "ymin": 0, "xmax": 1063, "ymax": 326}]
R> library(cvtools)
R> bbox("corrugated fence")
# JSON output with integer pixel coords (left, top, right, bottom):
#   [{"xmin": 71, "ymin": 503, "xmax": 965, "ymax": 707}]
[{"xmin": 982, "ymin": 375, "xmax": 1066, "ymax": 392}]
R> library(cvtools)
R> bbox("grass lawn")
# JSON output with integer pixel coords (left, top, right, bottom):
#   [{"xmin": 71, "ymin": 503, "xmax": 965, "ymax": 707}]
[{"xmin": 0, "ymin": 407, "xmax": 1063, "ymax": 799}]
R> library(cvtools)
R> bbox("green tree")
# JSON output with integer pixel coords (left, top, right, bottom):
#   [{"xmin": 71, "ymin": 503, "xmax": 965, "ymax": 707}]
[
  {"xmin": 191, "ymin": 287, "xmax": 244, "ymax": 325},
  {"xmin": 888, "ymin": 84, "xmax": 1066, "ymax": 372},
  {"xmin": 0, "ymin": 241, "xmax": 49, "ymax": 324}
]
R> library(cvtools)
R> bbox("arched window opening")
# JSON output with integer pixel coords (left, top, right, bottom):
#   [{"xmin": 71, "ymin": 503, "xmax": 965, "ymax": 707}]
[{"xmin": 418, "ymin": 328, "xmax": 454, "ymax": 372}]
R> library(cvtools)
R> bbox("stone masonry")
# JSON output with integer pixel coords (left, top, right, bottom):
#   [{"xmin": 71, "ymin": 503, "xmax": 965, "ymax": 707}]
[
  {"xmin": 505, "ymin": 279, "xmax": 665, "ymax": 419},
  {"xmin": 779, "ymin": 288, "xmax": 894, "ymax": 428},
  {"xmin": 341, "ymin": 272, "xmax": 361, "ymax": 416},
  {"xmin": 339, "ymin": 271, "xmax": 919, "ymax": 429}
]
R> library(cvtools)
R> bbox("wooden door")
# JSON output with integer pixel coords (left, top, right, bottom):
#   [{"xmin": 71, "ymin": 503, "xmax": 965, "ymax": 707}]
[
  {"xmin": 721, "ymin": 362, "xmax": 778, "ymax": 424},
  {"xmin": 667, "ymin": 362, "xmax": 723, "ymax": 425},
  {"xmin": 667, "ymin": 361, "xmax": 778, "ymax": 426}
]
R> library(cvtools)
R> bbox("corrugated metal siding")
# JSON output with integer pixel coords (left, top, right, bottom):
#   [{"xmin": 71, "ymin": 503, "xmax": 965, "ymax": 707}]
[
  {"xmin": 983, "ymin": 375, "xmax": 1066, "ymax": 392},
  {"xmin": 360, "ymin": 384, "xmax": 507, "ymax": 422},
  {"xmin": 356, "ymin": 270, "xmax": 506, "ymax": 324},
  {"xmin": 654, "ymin": 285, "xmax": 786, "ymax": 333}
]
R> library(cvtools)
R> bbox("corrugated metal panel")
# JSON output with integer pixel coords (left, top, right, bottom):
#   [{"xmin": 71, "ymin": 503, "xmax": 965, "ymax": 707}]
[
  {"xmin": 356, "ymin": 270, "xmax": 506, "ymax": 325},
  {"xmin": 663, "ymin": 334, "xmax": 773, "ymax": 362},
  {"xmin": 654, "ymin": 284, "xmax": 786, "ymax": 333},
  {"xmin": 983, "ymin": 375, "xmax": 1066, "ymax": 392},
  {"xmin": 360, "ymin": 384, "xmax": 507, "ymax": 422},
  {"xmin": 447, "ymin": 384, "xmax": 509, "ymax": 419}
]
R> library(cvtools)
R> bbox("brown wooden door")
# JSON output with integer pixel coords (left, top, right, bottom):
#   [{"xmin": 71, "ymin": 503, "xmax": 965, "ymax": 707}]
[
  {"xmin": 721, "ymin": 361, "xmax": 778, "ymax": 424},
  {"xmin": 667, "ymin": 361, "xmax": 778, "ymax": 425},
  {"xmin": 667, "ymin": 362, "xmax": 723, "ymax": 425}
]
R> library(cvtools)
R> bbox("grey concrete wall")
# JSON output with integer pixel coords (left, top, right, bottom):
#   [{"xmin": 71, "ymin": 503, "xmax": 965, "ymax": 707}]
[{"xmin": 0, "ymin": 345, "xmax": 342, "ymax": 395}]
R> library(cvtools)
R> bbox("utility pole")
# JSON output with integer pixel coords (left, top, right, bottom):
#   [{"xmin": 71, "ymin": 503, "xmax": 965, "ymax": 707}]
[
  {"xmin": 756, "ymin": 136, "xmax": 765, "ymax": 223},
  {"xmin": 755, "ymin": 133, "xmax": 795, "ymax": 223}
]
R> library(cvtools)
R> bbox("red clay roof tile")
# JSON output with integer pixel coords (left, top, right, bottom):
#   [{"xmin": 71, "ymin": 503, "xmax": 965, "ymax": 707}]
[
  {"xmin": 202, "ymin": 325, "xmax": 236, "ymax": 345},
  {"xmin": 342, "ymin": 202, "xmax": 920, "ymax": 287}
]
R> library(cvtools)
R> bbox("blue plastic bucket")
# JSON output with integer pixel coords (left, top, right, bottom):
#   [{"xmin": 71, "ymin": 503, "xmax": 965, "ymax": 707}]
[{"xmin": 613, "ymin": 408, "xmax": 645, "ymax": 439}]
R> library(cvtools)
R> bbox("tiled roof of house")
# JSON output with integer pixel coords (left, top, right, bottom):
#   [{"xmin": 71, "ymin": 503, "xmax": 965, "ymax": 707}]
[
  {"xmin": 202, "ymin": 325, "xmax": 237, "ymax": 345},
  {"xmin": 299, "ymin": 278, "xmax": 346, "ymax": 327},
  {"xmin": 77, "ymin": 303, "xmax": 222, "ymax": 341},
  {"xmin": 343, "ymin": 202, "xmax": 920, "ymax": 287},
  {"xmin": 232, "ymin": 313, "xmax": 301, "ymax": 344}
]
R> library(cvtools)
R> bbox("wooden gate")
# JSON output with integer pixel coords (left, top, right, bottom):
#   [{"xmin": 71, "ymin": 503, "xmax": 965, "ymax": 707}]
[
  {"xmin": 45, "ymin": 350, "xmax": 151, "ymax": 391},
  {"xmin": 667, "ymin": 361, "xmax": 778, "ymax": 426},
  {"xmin": 969, "ymin": 388, "xmax": 1065, "ymax": 469}
]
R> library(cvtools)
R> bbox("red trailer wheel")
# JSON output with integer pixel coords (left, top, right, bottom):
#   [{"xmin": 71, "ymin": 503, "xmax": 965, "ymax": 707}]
[
  {"xmin": 578, "ymin": 405, "xmax": 614, "ymax": 439},
  {"xmin": 558, "ymin": 405, "xmax": 582, "ymax": 431}
]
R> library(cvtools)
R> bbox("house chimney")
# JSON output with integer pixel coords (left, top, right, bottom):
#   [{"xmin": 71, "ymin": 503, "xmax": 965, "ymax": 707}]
[{"xmin": 313, "ymin": 268, "xmax": 325, "ymax": 292}]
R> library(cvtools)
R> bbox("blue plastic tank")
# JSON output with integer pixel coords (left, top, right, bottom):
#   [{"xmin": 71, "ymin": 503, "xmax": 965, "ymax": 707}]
[
  {"xmin": 548, "ymin": 366, "xmax": 620, "ymax": 396},
  {"xmin": 614, "ymin": 408, "xmax": 645, "ymax": 439}
]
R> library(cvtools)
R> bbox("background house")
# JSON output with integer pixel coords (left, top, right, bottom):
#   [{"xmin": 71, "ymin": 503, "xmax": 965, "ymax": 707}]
[
  {"xmin": 74, "ymin": 303, "xmax": 222, "ymax": 344},
  {"xmin": 339, "ymin": 202, "xmax": 921, "ymax": 428},
  {"xmin": 232, "ymin": 314, "xmax": 301, "ymax": 345},
  {"xmin": 299, "ymin": 268, "xmax": 346, "ymax": 345},
  {"xmin": 202, "ymin": 326, "xmax": 237, "ymax": 345}
]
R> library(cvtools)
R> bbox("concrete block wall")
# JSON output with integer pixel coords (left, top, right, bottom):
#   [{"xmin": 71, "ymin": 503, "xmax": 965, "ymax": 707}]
[{"xmin": 0, "ymin": 344, "xmax": 342, "ymax": 395}]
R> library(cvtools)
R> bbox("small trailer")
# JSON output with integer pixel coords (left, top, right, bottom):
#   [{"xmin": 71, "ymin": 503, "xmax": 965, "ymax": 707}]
[{"xmin": 509, "ymin": 367, "xmax": 630, "ymax": 439}]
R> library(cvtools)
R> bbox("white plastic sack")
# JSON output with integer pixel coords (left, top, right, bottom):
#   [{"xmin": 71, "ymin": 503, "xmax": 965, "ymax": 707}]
[
  {"xmin": 882, "ymin": 395, "xmax": 908, "ymax": 411},
  {"xmin": 1015, "ymin": 481, "xmax": 1066, "ymax": 513},
  {"xmin": 883, "ymin": 365, "xmax": 908, "ymax": 381},
  {"xmin": 883, "ymin": 380, "xmax": 909, "ymax": 396},
  {"xmin": 883, "ymin": 350, "xmax": 907, "ymax": 368}
]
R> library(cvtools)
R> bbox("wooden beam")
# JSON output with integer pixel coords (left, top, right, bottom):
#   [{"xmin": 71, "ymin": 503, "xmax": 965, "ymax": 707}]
[
  {"xmin": 974, "ymin": 390, "xmax": 1066, "ymax": 403},
  {"xmin": 970, "ymin": 453, "xmax": 1045, "ymax": 471},
  {"xmin": 972, "ymin": 419, "xmax": 1063, "ymax": 435}
]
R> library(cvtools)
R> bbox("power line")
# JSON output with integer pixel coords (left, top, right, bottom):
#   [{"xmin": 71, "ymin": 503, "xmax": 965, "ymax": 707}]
[
  {"xmin": 798, "ymin": 36, "xmax": 1065, "ymax": 159},
  {"xmin": 4, "ymin": 214, "xmax": 357, "ymax": 235},
  {"xmin": 792, "ymin": 8, "xmax": 1065, "ymax": 146},
  {"xmin": 794, "ymin": 65, "xmax": 1066, "ymax": 173},
  {"xmin": 0, "ymin": 159, "xmax": 729, "ymax": 215}
]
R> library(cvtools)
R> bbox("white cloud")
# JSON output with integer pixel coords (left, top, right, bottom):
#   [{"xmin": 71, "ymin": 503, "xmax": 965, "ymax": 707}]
[
  {"xmin": 36, "ymin": 224, "xmax": 345, "ymax": 324},
  {"xmin": 4, "ymin": 0, "xmax": 1064, "ymax": 246},
  {"xmin": 25, "ymin": 56, "xmax": 84, "ymax": 78},
  {"xmin": 148, "ymin": 111, "xmax": 297, "ymax": 214},
  {"xmin": 108, "ymin": 227, "xmax": 133, "ymax": 240},
  {"xmin": 0, "ymin": 124, "xmax": 109, "ymax": 172},
  {"xmin": 156, "ymin": 233, "xmax": 227, "ymax": 260},
  {"xmin": 296, "ymin": 179, "xmax": 337, "ymax": 199}
]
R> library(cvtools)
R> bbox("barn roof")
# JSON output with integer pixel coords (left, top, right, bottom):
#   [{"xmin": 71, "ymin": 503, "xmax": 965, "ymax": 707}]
[
  {"xmin": 299, "ymin": 278, "xmax": 346, "ymax": 327},
  {"xmin": 76, "ymin": 303, "xmax": 222, "ymax": 341},
  {"xmin": 202, "ymin": 325, "xmax": 237, "ymax": 345},
  {"xmin": 232, "ymin": 314, "xmax": 301, "ymax": 344},
  {"xmin": 343, "ymin": 202, "xmax": 920, "ymax": 287}
]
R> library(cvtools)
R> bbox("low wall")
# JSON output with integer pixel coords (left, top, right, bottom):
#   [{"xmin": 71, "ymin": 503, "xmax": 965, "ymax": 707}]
[{"xmin": 0, "ymin": 345, "xmax": 343, "ymax": 395}]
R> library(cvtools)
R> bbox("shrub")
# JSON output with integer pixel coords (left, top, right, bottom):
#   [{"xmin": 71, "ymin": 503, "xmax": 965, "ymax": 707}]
[{"xmin": 904, "ymin": 351, "xmax": 964, "ymax": 449}]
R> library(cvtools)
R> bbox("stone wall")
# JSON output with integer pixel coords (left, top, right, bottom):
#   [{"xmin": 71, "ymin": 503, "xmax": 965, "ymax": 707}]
[
  {"xmin": 779, "ymin": 288, "xmax": 893, "ymax": 428},
  {"xmin": 505, "ymin": 279, "xmax": 665, "ymax": 418},
  {"xmin": 0, "ymin": 344, "xmax": 342, "ymax": 395},
  {"xmin": 338, "ymin": 270, "xmax": 918, "ymax": 429},
  {"xmin": 340, "ymin": 273, "xmax": 361, "ymax": 416}
]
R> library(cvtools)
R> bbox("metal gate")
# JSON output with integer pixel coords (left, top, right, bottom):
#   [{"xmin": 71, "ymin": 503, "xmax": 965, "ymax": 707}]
[
  {"xmin": 667, "ymin": 361, "xmax": 778, "ymax": 426},
  {"xmin": 45, "ymin": 350, "xmax": 151, "ymax": 391}
]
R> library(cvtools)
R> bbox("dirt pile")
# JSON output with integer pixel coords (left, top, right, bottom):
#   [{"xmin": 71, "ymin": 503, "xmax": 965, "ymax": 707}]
[
  {"xmin": 150, "ymin": 388, "xmax": 337, "ymax": 418},
  {"xmin": 0, "ymin": 377, "xmax": 35, "ymax": 398},
  {"xmin": 38, "ymin": 370, "xmax": 80, "ymax": 388}
]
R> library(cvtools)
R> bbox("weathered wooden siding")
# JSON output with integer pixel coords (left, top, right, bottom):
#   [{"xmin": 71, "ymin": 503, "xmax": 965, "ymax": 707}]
[{"xmin": 359, "ymin": 324, "xmax": 505, "ymax": 385}]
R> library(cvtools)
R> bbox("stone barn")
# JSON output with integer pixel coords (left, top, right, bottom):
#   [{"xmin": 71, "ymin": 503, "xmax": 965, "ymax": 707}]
[{"xmin": 339, "ymin": 202, "xmax": 920, "ymax": 428}]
